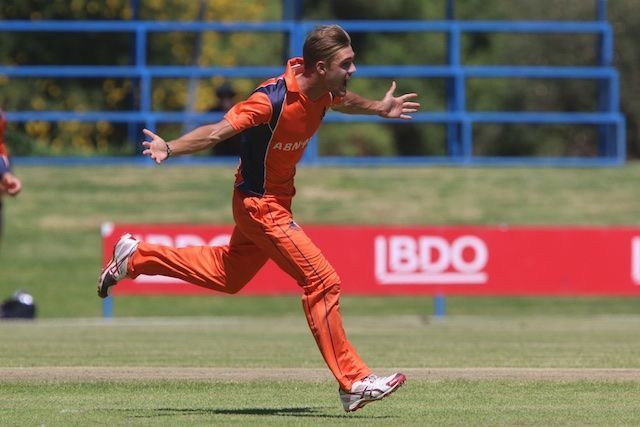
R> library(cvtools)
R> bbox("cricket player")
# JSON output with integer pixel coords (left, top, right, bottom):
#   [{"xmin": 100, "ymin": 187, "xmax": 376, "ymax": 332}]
[
  {"xmin": 98, "ymin": 24, "xmax": 419, "ymax": 412},
  {"xmin": 0, "ymin": 110, "xmax": 22, "ymax": 242}
]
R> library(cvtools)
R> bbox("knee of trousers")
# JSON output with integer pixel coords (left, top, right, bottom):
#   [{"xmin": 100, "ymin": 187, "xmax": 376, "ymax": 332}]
[
  {"xmin": 223, "ymin": 281, "xmax": 245, "ymax": 295},
  {"xmin": 300, "ymin": 269, "xmax": 341, "ymax": 295},
  {"xmin": 213, "ymin": 274, "xmax": 250, "ymax": 295}
]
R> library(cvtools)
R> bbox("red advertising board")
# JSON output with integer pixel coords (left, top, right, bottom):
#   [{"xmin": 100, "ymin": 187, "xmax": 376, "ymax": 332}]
[{"xmin": 101, "ymin": 223, "xmax": 640, "ymax": 296}]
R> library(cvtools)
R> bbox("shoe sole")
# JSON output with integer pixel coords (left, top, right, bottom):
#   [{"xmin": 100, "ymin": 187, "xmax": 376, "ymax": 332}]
[
  {"xmin": 345, "ymin": 373, "xmax": 406, "ymax": 413},
  {"xmin": 97, "ymin": 260, "xmax": 117, "ymax": 299},
  {"xmin": 97, "ymin": 235, "xmax": 137, "ymax": 299}
]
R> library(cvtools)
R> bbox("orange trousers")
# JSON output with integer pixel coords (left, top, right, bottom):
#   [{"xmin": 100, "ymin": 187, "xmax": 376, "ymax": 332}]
[{"xmin": 127, "ymin": 190, "xmax": 370, "ymax": 390}]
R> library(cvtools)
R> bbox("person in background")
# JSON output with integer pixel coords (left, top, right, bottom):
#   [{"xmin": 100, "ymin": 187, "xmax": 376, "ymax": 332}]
[
  {"xmin": 210, "ymin": 81, "xmax": 241, "ymax": 157},
  {"xmin": 0, "ymin": 110, "xmax": 22, "ymax": 243},
  {"xmin": 99, "ymin": 25, "xmax": 419, "ymax": 413}
]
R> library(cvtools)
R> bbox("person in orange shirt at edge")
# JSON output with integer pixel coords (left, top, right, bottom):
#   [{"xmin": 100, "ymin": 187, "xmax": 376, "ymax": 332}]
[
  {"xmin": 0, "ymin": 110, "xmax": 23, "ymax": 243},
  {"xmin": 98, "ymin": 25, "xmax": 420, "ymax": 413}
]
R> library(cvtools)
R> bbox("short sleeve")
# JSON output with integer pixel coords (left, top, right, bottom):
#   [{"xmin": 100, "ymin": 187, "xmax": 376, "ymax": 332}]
[
  {"xmin": 0, "ymin": 156, "xmax": 9, "ymax": 176},
  {"xmin": 224, "ymin": 92, "xmax": 272, "ymax": 132}
]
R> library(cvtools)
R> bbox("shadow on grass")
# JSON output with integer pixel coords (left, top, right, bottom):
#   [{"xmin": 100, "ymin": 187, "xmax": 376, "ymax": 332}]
[{"xmin": 128, "ymin": 406, "xmax": 391, "ymax": 419}]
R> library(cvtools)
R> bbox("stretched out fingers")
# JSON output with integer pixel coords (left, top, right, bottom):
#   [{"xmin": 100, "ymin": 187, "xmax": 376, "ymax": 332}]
[
  {"xmin": 142, "ymin": 128, "xmax": 158, "ymax": 139},
  {"xmin": 400, "ymin": 93, "xmax": 418, "ymax": 101},
  {"xmin": 386, "ymin": 81, "xmax": 397, "ymax": 96}
]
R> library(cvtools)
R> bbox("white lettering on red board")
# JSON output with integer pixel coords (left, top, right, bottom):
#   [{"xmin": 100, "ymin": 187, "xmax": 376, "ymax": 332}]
[
  {"xmin": 132, "ymin": 233, "xmax": 231, "ymax": 284},
  {"xmin": 136, "ymin": 233, "xmax": 231, "ymax": 248},
  {"xmin": 375, "ymin": 235, "xmax": 488, "ymax": 285},
  {"xmin": 632, "ymin": 237, "xmax": 640, "ymax": 285}
]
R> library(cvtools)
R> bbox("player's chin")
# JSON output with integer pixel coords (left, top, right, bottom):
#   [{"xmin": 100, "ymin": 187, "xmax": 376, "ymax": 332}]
[{"xmin": 332, "ymin": 87, "xmax": 347, "ymax": 97}]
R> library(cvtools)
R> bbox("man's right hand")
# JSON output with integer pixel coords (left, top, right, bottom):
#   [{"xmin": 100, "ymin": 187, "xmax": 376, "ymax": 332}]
[{"xmin": 0, "ymin": 172, "xmax": 22, "ymax": 196}]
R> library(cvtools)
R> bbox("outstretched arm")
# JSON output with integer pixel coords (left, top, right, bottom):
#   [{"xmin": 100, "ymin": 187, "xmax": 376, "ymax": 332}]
[
  {"xmin": 332, "ymin": 81, "xmax": 420, "ymax": 120},
  {"xmin": 141, "ymin": 119, "xmax": 238, "ymax": 164}
]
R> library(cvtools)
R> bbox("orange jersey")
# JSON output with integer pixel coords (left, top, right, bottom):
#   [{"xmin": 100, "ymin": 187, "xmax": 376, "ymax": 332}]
[{"xmin": 225, "ymin": 57, "xmax": 342, "ymax": 197}]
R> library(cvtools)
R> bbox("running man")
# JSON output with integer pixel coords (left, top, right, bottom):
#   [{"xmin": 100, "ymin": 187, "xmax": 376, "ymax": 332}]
[{"xmin": 98, "ymin": 24, "xmax": 419, "ymax": 412}]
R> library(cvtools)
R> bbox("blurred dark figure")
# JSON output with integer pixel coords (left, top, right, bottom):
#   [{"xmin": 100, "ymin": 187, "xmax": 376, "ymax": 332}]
[
  {"xmin": 0, "ymin": 110, "xmax": 22, "ymax": 245},
  {"xmin": 1, "ymin": 290, "xmax": 36, "ymax": 319},
  {"xmin": 210, "ymin": 82, "xmax": 242, "ymax": 157}
]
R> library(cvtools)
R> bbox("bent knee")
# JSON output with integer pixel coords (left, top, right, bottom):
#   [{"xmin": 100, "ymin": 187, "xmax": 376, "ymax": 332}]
[
  {"xmin": 212, "ymin": 279, "xmax": 246, "ymax": 295},
  {"xmin": 301, "ymin": 272, "xmax": 341, "ymax": 294},
  {"xmin": 199, "ymin": 274, "xmax": 248, "ymax": 295},
  {"xmin": 223, "ymin": 284, "xmax": 244, "ymax": 295}
]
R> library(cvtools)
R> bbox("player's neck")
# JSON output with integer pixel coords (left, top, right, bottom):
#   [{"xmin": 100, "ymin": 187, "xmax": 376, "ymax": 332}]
[{"xmin": 296, "ymin": 72, "xmax": 326, "ymax": 101}]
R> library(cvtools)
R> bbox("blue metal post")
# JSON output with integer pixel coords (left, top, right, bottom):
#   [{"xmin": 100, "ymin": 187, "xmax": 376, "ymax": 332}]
[
  {"xmin": 595, "ymin": 0, "xmax": 611, "ymax": 157},
  {"xmin": 283, "ymin": 0, "xmax": 303, "ymax": 21},
  {"xmin": 461, "ymin": 118, "xmax": 473, "ymax": 163},
  {"xmin": 616, "ymin": 116, "xmax": 626, "ymax": 164},
  {"xmin": 293, "ymin": 22, "xmax": 317, "ymax": 162},
  {"xmin": 434, "ymin": 294, "xmax": 446, "ymax": 318},
  {"xmin": 283, "ymin": 0, "xmax": 303, "ymax": 59},
  {"xmin": 140, "ymin": 73, "xmax": 153, "ymax": 131},
  {"xmin": 445, "ymin": 0, "xmax": 454, "ymax": 19},
  {"xmin": 301, "ymin": 134, "xmax": 319, "ymax": 164},
  {"xmin": 136, "ymin": 26, "xmax": 151, "ymax": 133},
  {"xmin": 446, "ymin": 1, "xmax": 463, "ymax": 160},
  {"xmin": 283, "ymin": 2, "xmax": 315, "ymax": 163},
  {"xmin": 596, "ymin": 0, "xmax": 607, "ymax": 21},
  {"xmin": 102, "ymin": 297, "xmax": 113, "ymax": 319},
  {"xmin": 128, "ymin": 0, "xmax": 143, "ymax": 152}
]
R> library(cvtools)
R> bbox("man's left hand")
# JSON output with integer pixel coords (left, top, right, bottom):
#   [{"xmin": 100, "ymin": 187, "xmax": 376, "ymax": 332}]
[{"xmin": 380, "ymin": 81, "xmax": 420, "ymax": 120}]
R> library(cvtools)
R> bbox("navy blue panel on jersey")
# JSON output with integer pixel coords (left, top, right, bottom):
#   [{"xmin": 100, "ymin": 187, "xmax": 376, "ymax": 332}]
[{"xmin": 236, "ymin": 78, "xmax": 287, "ymax": 196}]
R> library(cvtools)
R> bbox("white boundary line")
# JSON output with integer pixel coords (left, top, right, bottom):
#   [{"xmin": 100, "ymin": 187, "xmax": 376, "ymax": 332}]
[{"xmin": 2, "ymin": 367, "xmax": 640, "ymax": 382}]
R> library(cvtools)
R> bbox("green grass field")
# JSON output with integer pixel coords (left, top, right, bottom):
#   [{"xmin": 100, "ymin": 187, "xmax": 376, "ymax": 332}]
[
  {"xmin": 2, "ymin": 315, "xmax": 640, "ymax": 425},
  {"xmin": 2, "ymin": 164, "xmax": 640, "ymax": 425}
]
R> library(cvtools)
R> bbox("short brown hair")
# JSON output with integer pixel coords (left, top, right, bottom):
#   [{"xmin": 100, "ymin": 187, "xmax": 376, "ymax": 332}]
[{"xmin": 302, "ymin": 25, "xmax": 351, "ymax": 69}]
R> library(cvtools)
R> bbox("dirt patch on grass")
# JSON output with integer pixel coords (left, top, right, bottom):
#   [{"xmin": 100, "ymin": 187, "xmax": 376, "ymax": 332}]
[{"xmin": 2, "ymin": 367, "xmax": 640, "ymax": 382}]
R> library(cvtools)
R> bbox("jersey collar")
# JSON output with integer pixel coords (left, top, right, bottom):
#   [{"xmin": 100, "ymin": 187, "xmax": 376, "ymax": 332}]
[{"xmin": 284, "ymin": 57, "xmax": 305, "ymax": 93}]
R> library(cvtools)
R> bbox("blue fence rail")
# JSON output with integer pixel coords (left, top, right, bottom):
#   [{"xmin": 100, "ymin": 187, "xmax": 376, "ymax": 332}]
[{"xmin": 0, "ymin": 17, "xmax": 626, "ymax": 166}]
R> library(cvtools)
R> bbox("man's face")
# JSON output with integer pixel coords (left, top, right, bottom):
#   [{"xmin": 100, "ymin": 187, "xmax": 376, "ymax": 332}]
[{"xmin": 323, "ymin": 45, "xmax": 356, "ymax": 97}]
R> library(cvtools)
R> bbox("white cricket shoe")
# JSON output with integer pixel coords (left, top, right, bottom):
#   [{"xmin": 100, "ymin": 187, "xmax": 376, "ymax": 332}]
[
  {"xmin": 97, "ymin": 233, "xmax": 139, "ymax": 299},
  {"xmin": 339, "ymin": 373, "xmax": 406, "ymax": 412}
]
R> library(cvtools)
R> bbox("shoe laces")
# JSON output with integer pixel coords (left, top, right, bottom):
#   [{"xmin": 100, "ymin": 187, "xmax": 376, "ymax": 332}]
[{"xmin": 362, "ymin": 374, "xmax": 378, "ymax": 383}]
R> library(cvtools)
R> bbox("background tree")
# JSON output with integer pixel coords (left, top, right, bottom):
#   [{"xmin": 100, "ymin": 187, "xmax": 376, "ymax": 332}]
[{"xmin": 0, "ymin": 0, "xmax": 636, "ymax": 159}]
